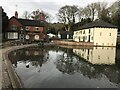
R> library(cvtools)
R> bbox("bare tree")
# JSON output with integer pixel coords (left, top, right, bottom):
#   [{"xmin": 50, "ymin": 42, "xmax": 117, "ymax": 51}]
[
  {"xmin": 82, "ymin": 6, "xmax": 91, "ymax": 19},
  {"xmin": 77, "ymin": 7, "xmax": 84, "ymax": 22},
  {"xmin": 31, "ymin": 9, "xmax": 53, "ymax": 23},
  {"xmin": 44, "ymin": 13, "xmax": 54, "ymax": 23},
  {"xmin": 31, "ymin": 9, "xmax": 43, "ymax": 20},
  {"xmin": 22, "ymin": 11, "xmax": 31, "ymax": 19},
  {"xmin": 95, "ymin": 2, "xmax": 108, "ymax": 19},
  {"xmin": 57, "ymin": 5, "xmax": 79, "ymax": 31}
]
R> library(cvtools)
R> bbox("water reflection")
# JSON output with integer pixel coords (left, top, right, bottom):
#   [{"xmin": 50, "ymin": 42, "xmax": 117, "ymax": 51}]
[
  {"xmin": 8, "ymin": 46, "xmax": 120, "ymax": 88},
  {"xmin": 55, "ymin": 47, "xmax": 120, "ymax": 85},
  {"xmin": 73, "ymin": 47, "xmax": 116, "ymax": 65},
  {"xmin": 9, "ymin": 47, "xmax": 49, "ymax": 72}
]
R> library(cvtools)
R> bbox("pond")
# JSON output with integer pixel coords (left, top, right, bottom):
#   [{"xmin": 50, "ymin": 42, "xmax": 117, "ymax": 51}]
[{"xmin": 8, "ymin": 46, "xmax": 120, "ymax": 88}]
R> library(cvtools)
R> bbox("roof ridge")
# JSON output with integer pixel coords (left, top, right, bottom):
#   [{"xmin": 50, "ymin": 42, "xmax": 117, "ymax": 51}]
[{"xmin": 77, "ymin": 20, "xmax": 117, "ymax": 30}]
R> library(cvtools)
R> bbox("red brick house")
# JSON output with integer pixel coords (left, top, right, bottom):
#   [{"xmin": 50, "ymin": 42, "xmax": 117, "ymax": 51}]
[{"xmin": 6, "ymin": 11, "xmax": 48, "ymax": 43}]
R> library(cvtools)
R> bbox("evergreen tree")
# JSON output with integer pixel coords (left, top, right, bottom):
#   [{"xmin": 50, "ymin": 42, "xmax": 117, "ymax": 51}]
[{"xmin": 2, "ymin": 7, "xmax": 9, "ymax": 42}]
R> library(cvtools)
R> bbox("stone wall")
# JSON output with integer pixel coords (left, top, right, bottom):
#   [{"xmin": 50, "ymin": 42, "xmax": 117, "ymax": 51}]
[{"xmin": 53, "ymin": 40, "xmax": 94, "ymax": 46}]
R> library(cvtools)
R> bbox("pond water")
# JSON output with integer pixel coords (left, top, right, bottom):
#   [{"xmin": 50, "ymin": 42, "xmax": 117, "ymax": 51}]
[{"xmin": 8, "ymin": 46, "xmax": 120, "ymax": 88}]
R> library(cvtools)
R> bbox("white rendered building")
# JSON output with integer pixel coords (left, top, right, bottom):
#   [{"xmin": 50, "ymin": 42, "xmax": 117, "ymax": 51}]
[{"xmin": 73, "ymin": 20, "xmax": 118, "ymax": 46}]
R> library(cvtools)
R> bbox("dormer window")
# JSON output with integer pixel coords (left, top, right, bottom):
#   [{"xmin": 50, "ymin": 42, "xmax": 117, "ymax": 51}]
[
  {"xmin": 26, "ymin": 26, "xmax": 29, "ymax": 31},
  {"xmin": 35, "ymin": 27, "xmax": 39, "ymax": 31},
  {"xmin": 11, "ymin": 25, "xmax": 17, "ymax": 30}
]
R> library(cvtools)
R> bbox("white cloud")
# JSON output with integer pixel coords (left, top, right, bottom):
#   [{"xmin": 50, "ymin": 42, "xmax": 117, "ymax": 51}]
[{"xmin": 1, "ymin": 0, "xmax": 118, "ymax": 22}]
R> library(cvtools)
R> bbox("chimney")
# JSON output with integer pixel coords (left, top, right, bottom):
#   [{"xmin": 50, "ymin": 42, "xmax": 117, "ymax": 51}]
[
  {"xmin": 15, "ymin": 11, "xmax": 18, "ymax": 18},
  {"xmin": 40, "ymin": 12, "xmax": 45, "ymax": 21}
]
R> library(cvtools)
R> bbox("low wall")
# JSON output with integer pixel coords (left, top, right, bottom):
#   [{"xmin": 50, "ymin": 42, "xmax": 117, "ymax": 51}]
[
  {"xmin": 53, "ymin": 40, "xmax": 94, "ymax": 46},
  {"xmin": 2, "ymin": 44, "xmax": 36, "ymax": 89}
]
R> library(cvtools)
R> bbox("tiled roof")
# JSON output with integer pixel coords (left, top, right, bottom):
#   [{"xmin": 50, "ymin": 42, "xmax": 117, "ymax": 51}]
[
  {"xmin": 17, "ymin": 19, "xmax": 44, "ymax": 27},
  {"xmin": 58, "ymin": 31, "xmax": 73, "ymax": 34},
  {"xmin": 10, "ymin": 16, "xmax": 45, "ymax": 27},
  {"xmin": 77, "ymin": 20, "xmax": 118, "ymax": 30}
]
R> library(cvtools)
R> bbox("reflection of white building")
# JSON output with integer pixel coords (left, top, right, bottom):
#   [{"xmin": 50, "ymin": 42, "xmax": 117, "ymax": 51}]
[
  {"xmin": 73, "ymin": 47, "xmax": 116, "ymax": 65},
  {"xmin": 73, "ymin": 20, "xmax": 118, "ymax": 46}
]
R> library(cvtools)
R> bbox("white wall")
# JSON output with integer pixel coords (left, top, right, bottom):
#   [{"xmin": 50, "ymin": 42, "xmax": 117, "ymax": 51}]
[
  {"xmin": 73, "ymin": 27, "xmax": 118, "ymax": 46},
  {"xmin": 94, "ymin": 28, "xmax": 118, "ymax": 46},
  {"xmin": 73, "ymin": 28, "xmax": 94, "ymax": 42}
]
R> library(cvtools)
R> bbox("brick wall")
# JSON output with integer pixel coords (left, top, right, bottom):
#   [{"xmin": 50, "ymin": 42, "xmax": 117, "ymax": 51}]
[
  {"xmin": 8, "ymin": 18, "xmax": 22, "ymax": 31},
  {"xmin": 29, "ymin": 26, "xmax": 43, "ymax": 32}
]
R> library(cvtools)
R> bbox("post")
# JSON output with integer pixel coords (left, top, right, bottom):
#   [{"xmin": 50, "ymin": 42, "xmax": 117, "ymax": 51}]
[{"xmin": 20, "ymin": 27, "xmax": 25, "ymax": 45}]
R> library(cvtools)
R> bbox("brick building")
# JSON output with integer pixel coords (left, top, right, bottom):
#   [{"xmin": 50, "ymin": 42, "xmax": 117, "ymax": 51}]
[{"xmin": 6, "ymin": 11, "xmax": 48, "ymax": 43}]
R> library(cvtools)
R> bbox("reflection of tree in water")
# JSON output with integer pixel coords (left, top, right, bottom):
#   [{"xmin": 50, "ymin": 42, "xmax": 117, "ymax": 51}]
[
  {"xmin": 9, "ymin": 46, "xmax": 120, "ymax": 85},
  {"xmin": 55, "ymin": 47, "xmax": 120, "ymax": 85},
  {"xmin": 9, "ymin": 46, "xmax": 49, "ymax": 70},
  {"xmin": 56, "ymin": 53, "xmax": 76, "ymax": 75},
  {"xmin": 55, "ymin": 48, "xmax": 78, "ymax": 75}
]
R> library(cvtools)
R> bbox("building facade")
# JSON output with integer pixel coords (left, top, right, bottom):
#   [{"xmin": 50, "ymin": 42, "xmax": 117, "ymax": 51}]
[
  {"xmin": 6, "ymin": 11, "xmax": 47, "ymax": 43},
  {"xmin": 73, "ymin": 20, "xmax": 118, "ymax": 46}
]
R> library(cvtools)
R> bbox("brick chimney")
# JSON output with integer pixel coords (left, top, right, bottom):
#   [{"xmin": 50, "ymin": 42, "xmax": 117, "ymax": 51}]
[
  {"xmin": 15, "ymin": 11, "xmax": 18, "ymax": 18},
  {"xmin": 40, "ymin": 12, "xmax": 45, "ymax": 21}
]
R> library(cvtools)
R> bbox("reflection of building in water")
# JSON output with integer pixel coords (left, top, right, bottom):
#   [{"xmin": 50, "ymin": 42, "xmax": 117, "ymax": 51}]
[
  {"xmin": 9, "ymin": 47, "xmax": 49, "ymax": 68},
  {"xmin": 73, "ymin": 47, "xmax": 116, "ymax": 65},
  {"xmin": 55, "ymin": 47, "xmax": 120, "ymax": 85}
]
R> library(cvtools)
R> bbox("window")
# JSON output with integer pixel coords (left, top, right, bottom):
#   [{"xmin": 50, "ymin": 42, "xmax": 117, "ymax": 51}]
[
  {"xmin": 34, "ymin": 51, "xmax": 39, "ymax": 55},
  {"xmin": 34, "ymin": 35, "xmax": 39, "ymax": 40},
  {"xmin": 26, "ymin": 35, "xmax": 29, "ymax": 39},
  {"xmin": 35, "ymin": 27, "xmax": 39, "ymax": 31},
  {"xmin": 26, "ymin": 26, "xmax": 29, "ymax": 31},
  {"xmin": 25, "ymin": 51, "xmax": 30, "ymax": 56},
  {"xmin": 102, "ymin": 47, "xmax": 104, "ymax": 49},
  {"xmin": 76, "ymin": 32, "xmax": 78, "ymax": 34},
  {"xmin": 91, "ymin": 37, "xmax": 93, "ymax": 40},
  {"xmin": 8, "ymin": 32, "xmax": 18, "ymax": 39},
  {"xmin": 102, "ymin": 43, "xmax": 104, "ymax": 45},
  {"xmin": 100, "ymin": 32, "xmax": 102, "ymax": 36},
  {"xmin": 98, "ymin": 55, "xmax": 100, "ymax": 59},
  {"xmin": 89, "ymin": 29, "xmax": 90, "ymax": 33},
  {"xmin": 109, "ymin": 33, "xmax": 111, "ymax": 36},
  {"xmin": 83, "ymin": 36, "xmax": 85, "ymax": 41},
  {"xmin": 11, "ymin": 25, "xmax": 17, "ymax": 30},
  {"xmin": 80, "ymin": 31, "xmax": 82, "ymax": 34},
  {"xmin": 83, "ymin": 30, "xmax": 85, "ymax": 34}
]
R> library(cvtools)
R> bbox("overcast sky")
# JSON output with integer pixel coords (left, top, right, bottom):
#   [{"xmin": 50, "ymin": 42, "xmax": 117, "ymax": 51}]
[{"xmin": 1, "ymin": 0, "xmax": 117, "ymax": 22}]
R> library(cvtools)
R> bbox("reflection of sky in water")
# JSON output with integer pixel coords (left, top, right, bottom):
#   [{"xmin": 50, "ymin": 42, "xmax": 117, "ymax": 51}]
[{"xmin": 9, "ymin": 46, "xmax": 120, "ymax": 88}]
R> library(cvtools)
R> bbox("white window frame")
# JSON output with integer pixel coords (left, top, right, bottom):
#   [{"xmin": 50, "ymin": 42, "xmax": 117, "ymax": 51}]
[
  {"xmin": 11, "ymin": 25, "xmax": 17, "ymax": 30},
  {"xmin": 26, "ymin": 35, "xmax": 29, "ymax": 39},
  {"xmin": 35, "ymin": 27, "xmax": 39, "ymax": 31},
  {"xmin": 26, "ymin": 26, "xmax": 29, "ymax": 31},
  {"xmin": 7, "ymin": 32, "xmax": 18, "ymax": 39},
  {"xmin": 34, "ymin": 35, "xmax": 39, "ymax": 40}
]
